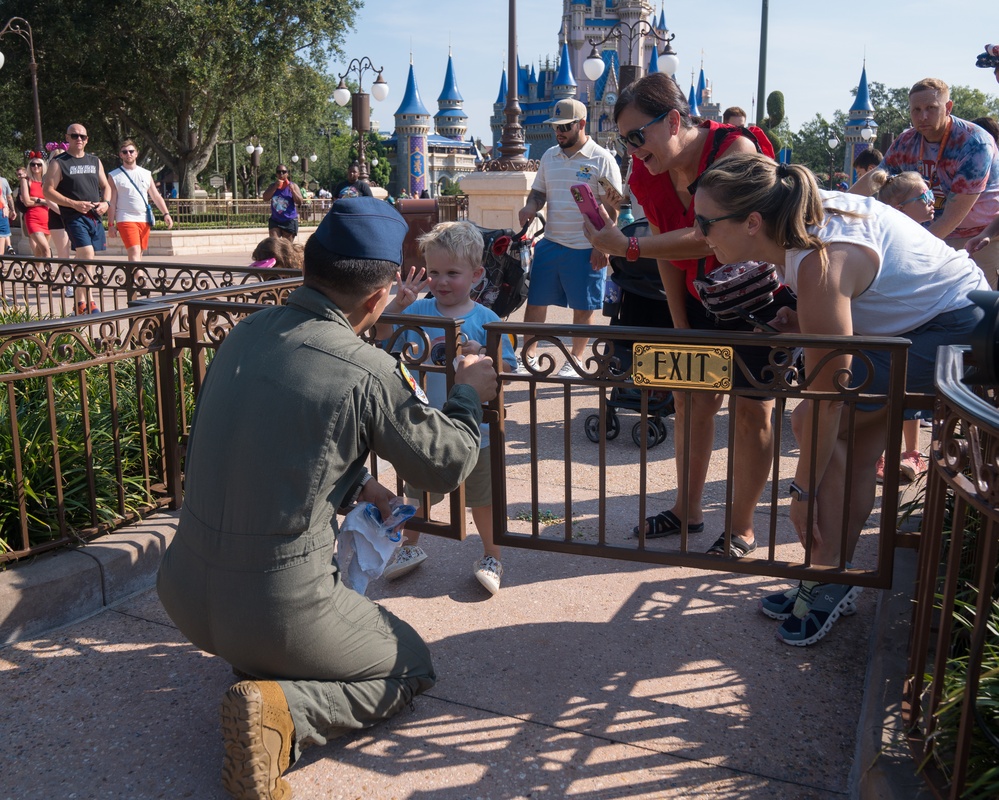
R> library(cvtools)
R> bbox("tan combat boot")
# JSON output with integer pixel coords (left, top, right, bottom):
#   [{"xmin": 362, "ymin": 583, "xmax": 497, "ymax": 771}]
[{"xmin": 220, "ymin": 680, "xmax": 295, "ymax": 799}]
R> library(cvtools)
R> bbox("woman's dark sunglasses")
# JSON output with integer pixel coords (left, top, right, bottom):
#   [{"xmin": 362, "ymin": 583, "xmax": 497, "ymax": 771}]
[
  {"xmin": 694, "ymin": 212, "xmax": 742, "ymax": 236},
  {"xmin": 617, "ymin": 110, "xmax": 670, "ymax": 149},
  {"xmin": 276, "ymin": 169, "xmax": 289, "ymax": 174}
]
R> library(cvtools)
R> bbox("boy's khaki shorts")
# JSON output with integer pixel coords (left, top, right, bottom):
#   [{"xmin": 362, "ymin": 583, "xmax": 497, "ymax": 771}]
[{"xmin": 405, "ymin": 445, "xmax": 492, "ymax": 509}]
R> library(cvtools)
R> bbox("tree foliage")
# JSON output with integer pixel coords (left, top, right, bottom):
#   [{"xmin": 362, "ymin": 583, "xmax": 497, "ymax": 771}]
[{"xmin": 1, "ymin": 0, "xmax": 362, "ymax": 196}]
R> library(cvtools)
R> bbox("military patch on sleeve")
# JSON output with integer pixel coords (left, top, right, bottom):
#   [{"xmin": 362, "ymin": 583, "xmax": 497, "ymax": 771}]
[{"xmin": 399, "ymin": 362, "xmax": 429, "ymax": 404}]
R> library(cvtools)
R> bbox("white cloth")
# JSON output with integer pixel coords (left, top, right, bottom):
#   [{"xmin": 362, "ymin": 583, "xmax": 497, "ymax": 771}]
[
  {"xmin": 109, "ymin": 165, "xmax": 153, "ymax": 223},
  {"xmin": 782, "ymin": 190, "xmax": 988, "ymax": 336},
  {"xmin": 532, "ymin": 138, "xmax": 622, "ymax": 249}
]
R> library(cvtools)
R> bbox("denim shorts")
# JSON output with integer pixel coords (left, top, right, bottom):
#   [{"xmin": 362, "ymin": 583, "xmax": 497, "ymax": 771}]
[
  {"xmin": 526, "ymin": 238, "xmax": 605, "ymax": 311},
  {"xmin": 853, "ymin": 304, "xmax": 985, "ymax": 414},
  {"xmin": 0, "ymin": 215, "xmax": 10, "ymax": 237},
  {"xmin": 65, "ymin": 214, "xmax": 107, "ymax": 251}
]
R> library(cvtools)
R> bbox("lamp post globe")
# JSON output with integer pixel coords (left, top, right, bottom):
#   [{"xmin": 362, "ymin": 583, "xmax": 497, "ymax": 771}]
[{"xmin": 583, "ymin": 48, "xmax": 605, "ymax": 81}]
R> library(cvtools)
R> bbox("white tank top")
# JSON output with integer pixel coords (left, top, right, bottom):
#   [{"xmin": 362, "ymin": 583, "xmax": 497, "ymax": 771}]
[{"xmin": 783, "ymin": 191, "xmax": 988, "ymax": 336}]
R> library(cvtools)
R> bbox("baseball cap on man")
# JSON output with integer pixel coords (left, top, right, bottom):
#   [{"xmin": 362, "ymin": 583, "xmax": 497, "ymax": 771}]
[
  {"xmin": 311, "ymin": 196, "xmax": 408, "ymax": 266},
  {"xmin": 545, "ymin": 99, "xmax": 587, "ymax": 125}
]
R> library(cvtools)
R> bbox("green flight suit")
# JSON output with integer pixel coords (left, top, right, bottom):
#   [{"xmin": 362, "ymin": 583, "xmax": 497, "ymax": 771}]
[{"xmin": 157, "ymin": 285, "xmax": 482, "ymax": 757}]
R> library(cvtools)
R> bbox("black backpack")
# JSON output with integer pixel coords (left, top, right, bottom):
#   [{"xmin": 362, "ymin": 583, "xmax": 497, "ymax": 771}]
[{"xmin": 471, "ymin": 215, "xmax": 545, "ymax": 319}]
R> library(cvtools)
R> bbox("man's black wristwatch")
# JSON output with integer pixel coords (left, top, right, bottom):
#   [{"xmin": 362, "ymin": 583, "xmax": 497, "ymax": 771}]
[{"xmin": 788, "ymin": 481, "xmax": 812, "ymax": 502}]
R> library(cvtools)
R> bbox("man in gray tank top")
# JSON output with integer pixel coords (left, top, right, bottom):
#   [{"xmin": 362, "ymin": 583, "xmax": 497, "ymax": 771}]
[{"xmin": 43, "ymin": 123, "xmax": 111, "ymax": 313}]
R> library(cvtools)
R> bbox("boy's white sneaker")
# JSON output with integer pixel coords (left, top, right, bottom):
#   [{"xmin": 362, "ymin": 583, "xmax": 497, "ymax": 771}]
[
  {"xmin": 515, "ymin": 354, "xmax": 538, "ymax": 375},
  {"xmin": 473, "ymin": 555, "xmax": 503, "ymax": 595},
  {"xmin": 383, "ymin": 545, "xmax": 427, "ymax": 581}
]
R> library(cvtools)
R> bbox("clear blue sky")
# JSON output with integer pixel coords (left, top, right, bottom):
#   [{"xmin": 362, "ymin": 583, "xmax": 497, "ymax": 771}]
[{"xmin": 332, "ymin": 1, "xmax": 997, "ymax": 142}]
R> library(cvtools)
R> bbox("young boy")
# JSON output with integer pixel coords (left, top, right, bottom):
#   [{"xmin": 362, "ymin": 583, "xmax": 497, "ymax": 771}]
[{"xmin": 377, "ymin": 221, "xmax": 516, "ymax": 594}]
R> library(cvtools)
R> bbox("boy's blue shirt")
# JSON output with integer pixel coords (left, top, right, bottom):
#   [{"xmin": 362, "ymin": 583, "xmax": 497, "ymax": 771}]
[{"xmin": 394, "ymin": 298, "xmax": 516, "ymax": 449}]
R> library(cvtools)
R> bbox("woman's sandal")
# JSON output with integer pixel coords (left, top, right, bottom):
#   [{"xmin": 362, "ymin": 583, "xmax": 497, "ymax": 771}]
[
  {"xmin": 706, "ymin": 534, "xmax": 758, "ymax": 557},
  {"xmin": 633, "ymin": 509, "xmax": 705, "ymax": 538}
]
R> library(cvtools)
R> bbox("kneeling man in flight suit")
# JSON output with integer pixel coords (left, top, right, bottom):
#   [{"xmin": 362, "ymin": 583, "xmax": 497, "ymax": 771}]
[{"xmin": 157, "ymin": 196, "xmax": 498, "ymax": 800}]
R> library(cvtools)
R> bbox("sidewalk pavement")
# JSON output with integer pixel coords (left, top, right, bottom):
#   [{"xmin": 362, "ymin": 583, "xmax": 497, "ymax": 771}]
[
  {"xmin": 0, "ymin": 257, "xmax": 934, "ymax": 799},
  {"xmin": 0, "ymin": 514, "xmax": 932, "ymax": 800}
]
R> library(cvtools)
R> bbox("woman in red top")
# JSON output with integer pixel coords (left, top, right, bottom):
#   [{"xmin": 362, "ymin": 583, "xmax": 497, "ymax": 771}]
[
  {"xmin": 586, "ymin": 73, "xmax": 791, "ymax": 557},
  {"xmin": 18, "ymin": 156, "xmax": 52, "ymax": 257}
]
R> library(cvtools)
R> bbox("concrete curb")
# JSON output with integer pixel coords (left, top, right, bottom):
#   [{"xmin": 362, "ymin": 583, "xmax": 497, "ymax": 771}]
[{"xmin": 0, "ymin": 510, "xmax": 178, "ymax": 646}]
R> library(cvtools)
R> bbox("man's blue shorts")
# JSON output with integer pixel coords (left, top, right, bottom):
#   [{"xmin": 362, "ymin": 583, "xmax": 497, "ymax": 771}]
[
  {"xmin": 526, "ymin": 238, "xmax": 604, "ymax": 311},
  {"xmin": 0, "ymin": 215, "xmax": 10, "ymax": 237},
  {"xmin": 65, "ymin": 214, "xmax": 107, "ymax": 252},
  {"xmin": 854, "ymin": 304, "xmax": 984, "ymax": 415}
]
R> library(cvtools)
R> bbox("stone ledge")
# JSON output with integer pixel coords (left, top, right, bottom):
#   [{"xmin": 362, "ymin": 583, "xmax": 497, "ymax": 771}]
[{"xmin": 0, "ymin": 510, "xmax": 179, "ymax": 646}]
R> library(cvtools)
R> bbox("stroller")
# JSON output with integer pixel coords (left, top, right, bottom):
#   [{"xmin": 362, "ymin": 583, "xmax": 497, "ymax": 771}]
[
  {"xmin": 584, "ymin": 218, "xmax": 675, "ymax": 448},
  {"xmin": 471, "ymin": 215, "xmax": 545, "ymax": 319}
]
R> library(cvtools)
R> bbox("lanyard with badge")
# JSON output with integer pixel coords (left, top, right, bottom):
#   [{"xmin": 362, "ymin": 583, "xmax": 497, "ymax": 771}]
[{"xmin": 917, "ymin": 117, "xmax": 951, "ymax": 212}]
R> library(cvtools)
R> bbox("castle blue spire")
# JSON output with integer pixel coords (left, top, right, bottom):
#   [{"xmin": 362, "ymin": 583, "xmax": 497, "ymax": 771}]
[
  {"xmin": 687, "ymin": 82, "xmax": 700, "ymax": 117},
  {"xmin": 436, "ymin": 51, "xmax": 467, "ymax": 140},
  {"xmin": 696, "ymin": 67, "xmax": 707, "ymax": 106},
  {"xmin": 394, "ymin": 63, "xmax": 431, "ymax": 118},
  {"xmin": 495, "ymin": 69, "xmax": 507, "ymax": 105},
  {"xmin": 553, "ymin": 40, "xmax": 576, "ymax": 88},
  {"xmin": 649, "ymin": 46, "xmax": 660, "ymax": 74},
  {"xmin": 437, "ymin": 53, "xmax": 463, "ymax": 104},
  {"xmin": 658, "ymin": 9, "xmax": 667, "ymax": 31},
  {"xmin": 850, "ymin": 65, "xmax": 874, "ymax": 112}
]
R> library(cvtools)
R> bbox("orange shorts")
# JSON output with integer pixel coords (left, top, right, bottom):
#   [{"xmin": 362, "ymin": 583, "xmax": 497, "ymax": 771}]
[{"xmin": 116, "ymin": 221, "xmax": 150, "ymax": 250}]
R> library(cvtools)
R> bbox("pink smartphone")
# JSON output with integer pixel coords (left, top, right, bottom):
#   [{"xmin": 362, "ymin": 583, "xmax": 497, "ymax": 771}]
[{"xmin": 570, "ymin": 183, "xmax": 605, "ymax": 230}]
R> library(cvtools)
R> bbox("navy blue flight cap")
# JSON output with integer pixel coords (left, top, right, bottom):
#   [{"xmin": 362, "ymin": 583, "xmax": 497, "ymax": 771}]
[{"xmin": 312, "ymin": 196, "xmax": 408, "ymax": 265}]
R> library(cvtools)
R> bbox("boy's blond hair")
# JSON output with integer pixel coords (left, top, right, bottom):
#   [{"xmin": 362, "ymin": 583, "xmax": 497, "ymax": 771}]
[{"xmin": 417, "ymin": 220, "xmax": 483, "ymax": 268}]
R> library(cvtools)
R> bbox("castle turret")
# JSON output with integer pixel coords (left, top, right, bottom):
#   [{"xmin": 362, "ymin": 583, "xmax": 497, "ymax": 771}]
[
  {"xmin": 393, "ymin": 62, "xmax": 432, "ymax": 197},
  {"xmin": 435, "ymin": 52, "xmax": 468, "ymax": 141},
  {"xmin": 552, "ymin": 40, "xmax": 577, "ymax": 101},
  {"xmin": 843, "ymin": 64, "xmax": 879, "ymax": 178}
]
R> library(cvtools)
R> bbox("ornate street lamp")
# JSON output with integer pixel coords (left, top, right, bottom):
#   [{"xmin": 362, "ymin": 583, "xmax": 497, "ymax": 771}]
[
  {"xmin": 827, "ymin": 132, "xmax": 840, "ymax": 190},
  {"xmin": 333, "ymin": 57, "xmax": 389, "ymax": 183},
  {"xmin": 582, "ymin": 16, "xmax": 679, "ymax": 89},
  {"xmin": 0, "ymin": 17, "xmax": 43, "ymax": 153},
  {"xmin": 245, "ymin": 140, "xmax": 263, "ymax": 197}
]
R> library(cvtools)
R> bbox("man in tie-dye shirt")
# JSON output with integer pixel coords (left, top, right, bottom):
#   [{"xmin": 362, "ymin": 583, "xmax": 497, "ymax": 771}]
[{"xmin": 852, "ymin": 77, "xmax": 999, "ymax": 286}]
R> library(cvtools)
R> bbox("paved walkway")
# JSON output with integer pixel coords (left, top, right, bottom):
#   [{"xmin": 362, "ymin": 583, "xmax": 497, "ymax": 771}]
[{"xmin": 0, "ymin": 247, "xmax": 934, "ymax": 799}]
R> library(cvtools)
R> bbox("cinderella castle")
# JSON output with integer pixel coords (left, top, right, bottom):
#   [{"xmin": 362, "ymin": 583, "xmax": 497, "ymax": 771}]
[
  {"xmin": 383, "ymin": 0, "xmax": 876, "ymax": 196},
  {"xmin": 384, "ymin": 0, "xmax": 725, "ymax": 198}
]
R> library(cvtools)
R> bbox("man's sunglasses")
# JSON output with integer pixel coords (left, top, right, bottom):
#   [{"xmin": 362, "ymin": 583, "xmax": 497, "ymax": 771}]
[
  {"xmin": 276, "ymin": 169, "xmax": 289, "ymax": 174},
  {"xmin": 120, "ymin": 149, "xmax": 136, "ymax": 155},
  {"xmin": 68, "ymin": 133, "xmax": 88, "ymax": 140},
  {"xmin": 553, "ymin": 121, "xmax": 577, "ymax": 133},
  {"xmin": 617, "ymin": 110, "xmax": 670, "ymax": 149},
  {"xmin": 694, "ymin": 212, "xmax": 742, "ymax": 237},
  {"xmin": 899, "ymin": 189, "xmax": 934, "ymax": 207}
]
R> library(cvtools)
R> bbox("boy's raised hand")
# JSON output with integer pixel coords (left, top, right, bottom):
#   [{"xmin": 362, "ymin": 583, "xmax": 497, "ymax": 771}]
[{"xmin": 391, "ymin": 266, "xmax": 430, "ymax": 310}]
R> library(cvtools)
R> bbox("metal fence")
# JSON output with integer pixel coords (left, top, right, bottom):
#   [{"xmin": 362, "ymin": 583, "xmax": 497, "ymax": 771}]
[
  {"xmin": 0, "ymin": 254, "xmax": 299, "ymax": 321},
  {"xmin": 905, "ymin": 345, "xmax": 999, "ymax": 799},
  {"xmin": 0, "ymin": 305, "xmax": 180, "ymax": 559}
]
